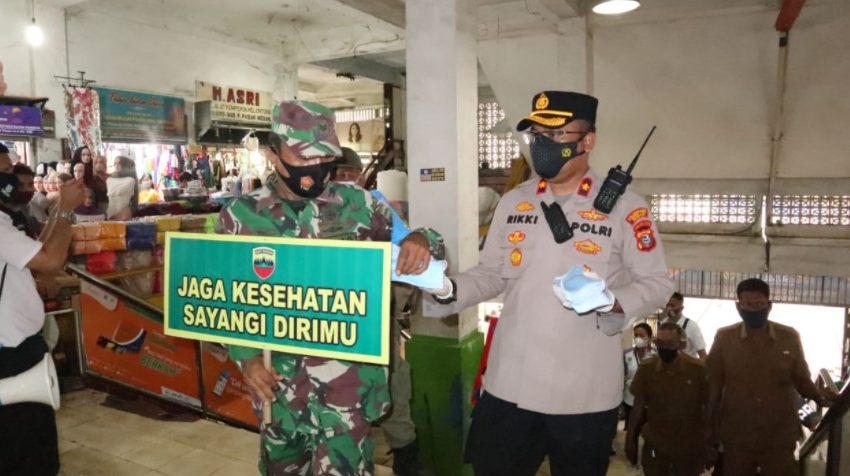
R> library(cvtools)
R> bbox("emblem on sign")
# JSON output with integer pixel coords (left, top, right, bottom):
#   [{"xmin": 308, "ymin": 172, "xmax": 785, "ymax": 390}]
[
  {"xmin": 252, "ymin": 247, "xmax": 276, "ymax": 280},
  {"xmin": 507, "ymin": 231, "xmax": 526, "ymax": 245},
  {"xmin": 574, "ymin": 239, "xmax": 602, "ymax": 255},
  {"xmin": 535, "ymin": 93, "xmax": 549, "ymax": 110}
]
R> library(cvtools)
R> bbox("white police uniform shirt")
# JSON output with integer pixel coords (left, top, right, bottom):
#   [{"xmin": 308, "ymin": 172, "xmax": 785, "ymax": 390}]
[
  {"xmin": 623, "ymin": 346, "xmax": 656, "ymax": 406},
  {"xmin": 663, "ymin": 315, "xmax": 706, "ymax": 358},
  {"xmin": 0, "ymin": 211, "xmax": 46, "ymax": 347},
  {"xmin": 429, "ymin": 171, "xmax": 673, "ymax": 414}
]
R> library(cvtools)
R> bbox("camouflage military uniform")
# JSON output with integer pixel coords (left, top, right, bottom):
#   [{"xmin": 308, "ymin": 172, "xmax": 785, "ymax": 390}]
[{"xmin": 218, "ymin": 175, "xmax": 443, "ymax": 475}]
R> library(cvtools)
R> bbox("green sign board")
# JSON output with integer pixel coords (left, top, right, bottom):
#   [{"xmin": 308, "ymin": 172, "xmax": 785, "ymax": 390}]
[{"xmin": 164, "ymin": 233, "xmax": 391, "ymax": 365}]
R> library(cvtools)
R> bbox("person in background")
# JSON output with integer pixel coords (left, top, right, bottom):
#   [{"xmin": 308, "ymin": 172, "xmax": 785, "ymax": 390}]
[
  {"xmin": 707, "ymin": 278, "xmax": 838, "ymax": 475},
  {"xmin": 70, "ymin": 146, "xmax": 94, "ymax": 186},
  {"xmin": 74, "ymin": 188, "xmax": 106, "ymax": 222},
  {"xmin": 138, "ymin": 173, "xmax": 160, "ymax": 204},
  {"xmin": 626, "ymin": 322, "xmax": 708, "ymax": 476},
  {"xmin": 106, "ymin": 156, "xmax": 138, "ymax": 220},
  {"xmin": 623, "ymin": 322, "xmax": 657, "ymax": 425},
  {"xmin": 178, "ymin": 171, "xmax": 193, "ymax": 190},
  {"xmin": 663, "ymin": 292, "xmax": 707, "ymax": 359},
  {"xmin": 0, "ymin": 142, "xmax": 86, "ymax": 475},
  {"xmin": 72, "ymin": 163, "xmax": 86, "ymax": 182},
  {"xmin": 34, "ymin": 175, "xmax": 46, "ymax": 195},
  {"xmin": 2, "ymin": 164, "xmax": 41, "ymax": 238},
  {"xmin": 91, "ymin": 155, "xmax": 109, "ymax": 208},
  {"xmin": 348, "ymin": 122, "xmax": 363, "ymax": 152},
  {"xmin": 44, "ymin": 172, "xmax": 61, "ymax": 210},
  {"xmin": 333, "ymin": 147, "xmax": 363, "ymax": 184}
]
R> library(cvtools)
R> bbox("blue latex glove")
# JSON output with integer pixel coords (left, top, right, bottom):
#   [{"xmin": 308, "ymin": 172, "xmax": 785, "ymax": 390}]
[
  {"xmin": 371, "ymin": 190, "xmax": 410, "ymax": 245},
  {"xmin": 390, "ymin": 244, "xmax": 447, "ymax": 289},
  {"xmin": 552, "ymin": 265, "xmax": 615, "ymax": 314}
]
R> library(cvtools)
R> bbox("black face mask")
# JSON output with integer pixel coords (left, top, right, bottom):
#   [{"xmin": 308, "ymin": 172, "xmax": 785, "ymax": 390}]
[
  {"xmin": 739, "ymin": 308, "xmax": 769, "ymax": 329},
  {"xmin": 0, "ymin": 172, "xmax": 21, "ymax": 203},
  {"xmin": 657, "ymin": 347, "xmax": 678, "ymax": 364},
  {"xmin": 529, "ymin": 135, "xmax": 584, "ymax": 179},
  {"xmin": 277, "ymin": 159, "xmax": 334, "ymax": 199}
]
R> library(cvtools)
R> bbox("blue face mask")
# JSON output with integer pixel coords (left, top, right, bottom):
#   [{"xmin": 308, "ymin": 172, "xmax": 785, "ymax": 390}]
[{"xmin": 529, "ymin": 135, "xmax": 584, "ymax": 179}]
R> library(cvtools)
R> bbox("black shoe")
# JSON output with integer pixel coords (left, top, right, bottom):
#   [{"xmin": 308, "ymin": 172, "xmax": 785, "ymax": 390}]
[{"xmin": 391, "ymin": 439, "xmax": 421, "ymax": 476}]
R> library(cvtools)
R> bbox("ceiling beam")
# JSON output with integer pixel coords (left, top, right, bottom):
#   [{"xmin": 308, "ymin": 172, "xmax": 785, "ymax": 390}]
[
  {"xmin": 330, "ymin": 0, "xmax": 405, "ymax": 28},
  {"xmin": 775, "ymin": 0, "xmax": 807, "ymax": 31},
  {"xmin": 311, "ymin": 57, "xmax": 405, "ymax": 87}
]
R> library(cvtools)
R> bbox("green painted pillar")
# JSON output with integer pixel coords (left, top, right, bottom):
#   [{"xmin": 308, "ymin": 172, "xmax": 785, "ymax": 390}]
[{"xmin": 406, "ymin": 331, "xmax": 484, "ymax": 476}]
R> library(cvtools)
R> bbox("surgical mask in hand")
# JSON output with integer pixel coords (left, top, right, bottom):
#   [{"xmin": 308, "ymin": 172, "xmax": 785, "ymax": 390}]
[
  {"xmin": 634, "ymin": 337, "xmax": 648, "ymax": 348},
  {"xmin": 390, "ymin": 244, "xmax": 447, "ymax": 290},
  {"xmin": 552, "ymin": 265, "xmax": 614, "ymax": 314}
]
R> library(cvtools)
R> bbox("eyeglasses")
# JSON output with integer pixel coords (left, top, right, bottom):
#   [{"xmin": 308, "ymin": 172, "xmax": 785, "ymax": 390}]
[{"xmin": 522, "ymin": 129, "xmax": 587, "ymax": 144}]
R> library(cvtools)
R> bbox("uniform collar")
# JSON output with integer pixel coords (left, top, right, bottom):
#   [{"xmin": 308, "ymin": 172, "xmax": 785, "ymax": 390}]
[
  {"xmin": 738, "ymin": 321, "xmax": 776, "ymax": 340},
  {"xmin": 654, "ymin": 355, "xmax": 685, "ymax": 373},
  {"xmin": 534, "ymin": 169, "xmax": 600, "ymax": 204}
]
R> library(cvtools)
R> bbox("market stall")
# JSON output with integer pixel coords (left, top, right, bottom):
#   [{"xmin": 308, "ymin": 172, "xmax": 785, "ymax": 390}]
[{"xmin": 66, "ymin": 216, "xmax": 258, "ymax": 430}]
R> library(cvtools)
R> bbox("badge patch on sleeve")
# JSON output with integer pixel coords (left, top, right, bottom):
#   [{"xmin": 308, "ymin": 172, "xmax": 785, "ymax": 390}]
[
  {"xmin": 577, "ymin": 177, "xmax": 592, "ymax": 197},
  {"xmin": 516, "ymin": 202, "xmax": 535, "ymax": 212},
  {"xmin": 577, "ymin": 209, "xmax": 608, "ymax": 221},
  {"xmin": 507, "ymin": 231, "xmax": 526, "ymax": 245},
  {"xmin": 510, "ymin": 248, "xmax": 523, "ymax": 267},
  {"xmin": 635, "ymin": 228, "xmax": 656, "ymax": 252},
  {"xmin": 574, "ymin": 239, "xmax": 602, "ymax": 255},
  {"xmin": 626, "ymin": 207, "xmax": 649, "ymax": 225}
]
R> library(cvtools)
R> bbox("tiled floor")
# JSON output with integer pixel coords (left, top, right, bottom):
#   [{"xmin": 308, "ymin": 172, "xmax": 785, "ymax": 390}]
[{"xmin": 56, "ymin": 389, "xmax": 639, "ymax": 476}]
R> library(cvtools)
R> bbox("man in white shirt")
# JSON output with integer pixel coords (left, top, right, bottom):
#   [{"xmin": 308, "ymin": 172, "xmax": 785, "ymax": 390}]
[
  {"xmin": 0, "ymin": 143, "xmax": 85, "ymax": 475},
  {"xmin": 663, "ymin": 292, "xmax": 707, "ymax": 359}
]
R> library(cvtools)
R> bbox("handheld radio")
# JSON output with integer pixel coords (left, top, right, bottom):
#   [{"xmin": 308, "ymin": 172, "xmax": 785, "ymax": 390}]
[{"xmin": 593, "ymin": 126, "xmax": 657, "ymax": 214}]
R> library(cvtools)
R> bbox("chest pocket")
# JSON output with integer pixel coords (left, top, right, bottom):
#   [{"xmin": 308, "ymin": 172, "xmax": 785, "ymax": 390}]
[
  {"xmin": 500, "ymin": 229, "xmax": 536, "ymax": 279},
  {"xmin": 569, "ymin": 233, "xmax": 613, "ymax": 278}
]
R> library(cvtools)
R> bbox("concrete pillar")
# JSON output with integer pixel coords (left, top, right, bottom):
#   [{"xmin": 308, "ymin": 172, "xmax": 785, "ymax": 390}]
[
  {"xmin": 272, "ymin": 63, "xmax": 299, "ymax": 102},
  {"xmin": 404, "ymin": 1, "xmax": 481, "ymax": 475}
]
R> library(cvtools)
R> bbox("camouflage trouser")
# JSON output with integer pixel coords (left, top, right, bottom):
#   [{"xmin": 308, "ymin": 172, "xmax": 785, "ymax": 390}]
[
  {"xmin": 259, "ymin": 406, "xmax": 375, "ymax": 476},
  {"xmin": 379, "ymin": 317, "xmax": 416, "ymax": 449}
]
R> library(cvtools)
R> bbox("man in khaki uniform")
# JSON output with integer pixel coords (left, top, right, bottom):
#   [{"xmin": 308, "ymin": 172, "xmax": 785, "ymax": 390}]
[
  {"xmin": 626, "ymin": 322, "xmax": 708, "ymax": 476},
  {"xmin": 707, "ymin": 278, "xmax": 837, "ymax": 476},
  {"xmin": 426, "ymin": 91, "xmax": 673, "ymax": 476}
]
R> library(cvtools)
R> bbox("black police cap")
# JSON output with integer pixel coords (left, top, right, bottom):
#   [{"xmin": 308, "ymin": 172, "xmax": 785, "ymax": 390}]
[{"xmin": 516, "ymin": 91, "xmax": 598, "ymax": 131}]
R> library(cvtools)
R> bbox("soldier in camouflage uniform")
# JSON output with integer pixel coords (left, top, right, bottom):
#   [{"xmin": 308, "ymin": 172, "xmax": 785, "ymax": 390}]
[{"xmin": 217, "ymin": 100, "xmax": 444, "ymax": 476}]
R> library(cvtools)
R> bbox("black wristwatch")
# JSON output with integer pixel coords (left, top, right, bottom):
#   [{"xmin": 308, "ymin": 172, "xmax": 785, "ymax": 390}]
[{"xmin": 433, "ymin": 278, "xmax": 458, "ymax": 304}]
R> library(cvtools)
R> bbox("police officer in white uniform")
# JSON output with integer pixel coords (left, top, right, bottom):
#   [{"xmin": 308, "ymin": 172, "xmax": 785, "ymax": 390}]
[
  {"xmin": 426, "ymin": 91, "xmax": 673, "ymax": 475},
  {"xmin": 0, "ymin": 143, "xmax": 85, "ymax": 475}
]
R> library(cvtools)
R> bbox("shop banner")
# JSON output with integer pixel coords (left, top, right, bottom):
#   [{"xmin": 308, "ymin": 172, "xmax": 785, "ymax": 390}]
[
  {"xmin": 96, "ymin": 87, "xmax": 187, "ymax": 143},
  {"xmin": 0, "ymin": 105, "xmax": 42, "ymax": 136},
  {"xmin": 164, "ymin": 233, "xmax": 391, "ymax": 365},
  {"xmin": 79, "ymin": 280, "xmax": 202, "ymax": 408},
  {"xmin": 195, "ymin": 81, "xmax": 271, "ymax": 125}
]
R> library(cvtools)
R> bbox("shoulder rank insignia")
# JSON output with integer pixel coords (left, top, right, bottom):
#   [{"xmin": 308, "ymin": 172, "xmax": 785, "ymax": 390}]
[
  {"xmin": 574, "ymin": 239, "xmax": 602, "ymax": 255},
  {"xmin": 516, "ymin": 201, "xmax": 535, "ymax": 212},
  {"xmin": 626, "ymin": 207, "xmax": 649, "ymax": 225},
  {"xmin": 577, "ymin": 177, "xmax": 592, "ymax": 197},
  {"xmin": 536, "ymin": 179, "xmax": 548, "ymax": 195},
  {"xmin": 577, "ymin": 209, "xmax": 608, "ymax": 221}
]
